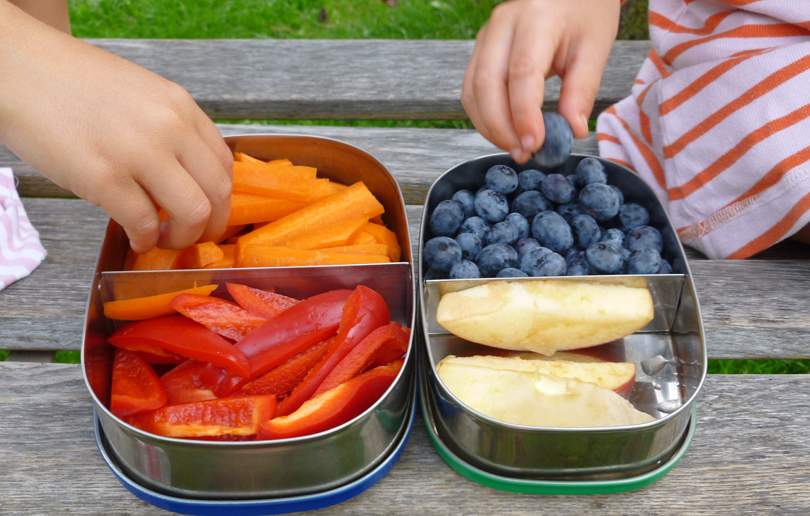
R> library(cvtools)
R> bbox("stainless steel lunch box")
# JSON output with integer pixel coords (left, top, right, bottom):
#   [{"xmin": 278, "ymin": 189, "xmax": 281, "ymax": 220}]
[
  {"xmin": 81, "ymin": 135, "xmax": 416, "ymax": 499},
  {"xmin": 418, "ymin": 153, "xmax": 706, "ymax": 481}
]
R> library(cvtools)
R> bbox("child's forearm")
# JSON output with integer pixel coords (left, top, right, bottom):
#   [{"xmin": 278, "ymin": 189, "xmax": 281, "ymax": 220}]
[{"xmin": 5, "ymin": 0, "xmax": 70, "ymax": 34}]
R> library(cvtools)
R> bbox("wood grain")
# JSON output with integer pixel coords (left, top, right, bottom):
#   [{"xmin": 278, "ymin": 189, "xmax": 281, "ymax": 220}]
[{"xmin": 1, "ymin": 363, "xmax": 809, "ymax": 515}]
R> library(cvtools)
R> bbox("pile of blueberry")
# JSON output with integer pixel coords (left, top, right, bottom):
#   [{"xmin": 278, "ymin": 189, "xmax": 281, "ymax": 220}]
[{"xmin": 423, "ymin": 114, "xmax": 674, "ymax": 280}]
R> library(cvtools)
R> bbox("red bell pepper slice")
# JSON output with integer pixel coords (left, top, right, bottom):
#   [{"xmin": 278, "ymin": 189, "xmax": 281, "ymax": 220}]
[
  {"xmin": 199, "ymin": 289, "xmax": 353, "ymax": 397},
  {"xmin": 257, "ymin": 359, "xmax": 403, "ymax": 440},
  {"xmin": 84, "ymin": 336, "xmax": 114, "ymax": 407},
  {"xmin": 160, "ymin": 360, "xmax": 218, "ymax": 405},
  {"xmin": 276, "ymin": 285, "xmax": 390, "ymax": 417},
  {"xmin": 234, "ymin": 338, "xmax": 333, "ymax": 398},
  {"xmin": 111, "ymin": 348, "xmax": 168, "ymax": 419},
  {"xmin": 314, "ymin": 323, "xmax": 409, "ymax": 397},
  {"xmin": 136, "ymin": 351, "xmax": 184, "ymax": 364},
  {"xmin": 108, "ymin": 315, "xmax": 251, "ymax": 378},
  {"xmin": 227, "ymin": 283, "xmax": 299, "ymax": 319},
  {"xmin": 126, "ymin": 395, "xmax": 278, "ymax": 438},
  {"xmin": 169, "ymin": 293, "xmax": 267, "ymax": 341}
]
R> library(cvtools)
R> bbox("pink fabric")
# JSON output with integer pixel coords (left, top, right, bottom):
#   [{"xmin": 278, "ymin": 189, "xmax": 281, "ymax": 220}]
[{"xmin": 0, "ymin": 168, "xmax": 47, "ymax": 289}]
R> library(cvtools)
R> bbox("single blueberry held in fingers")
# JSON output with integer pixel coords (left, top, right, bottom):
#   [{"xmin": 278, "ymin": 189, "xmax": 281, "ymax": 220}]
[
  {"xmin": 458, "ymin": 216, "xmax": 491, "ymax": 242},
  {"xmin": 626, "ymin": 247, "xmax": 662, "ymax": 275},
  {"xmin": 485, "ymin": 165, "xmax": 519, "ymax": 194},
  {"xmin": 506, "ymin": 212, "xmax": 530, "ymax": 240},
  {"xmin": 474, "ymin": 189, "xmax": 509, "ymax": 223},
  {"xmin": 511, "ymin": 190, "xmax": 551, "ymax": 220},
  {"xmin": 530, "ymin": 252, "xmax": 567, "ymax": 277},
  {"xmin": 424, "ymin": 236, "xmax": 462, "ymax": 273},
  {"xmin": 579, "ymin": 183, "xmax": 621, "ymax": 221},
  {"xmin": 618, "ymin": 203, "xmax": 650, "ymax": 232},
  {"xmin": 452, "ymin": 190, "xmax": 477, "ymax": 219},
  {"xmin": 515, "ymin": 237, "xmax": 542, "ymax": 259},
  {"xmin": 541, "ymin": 174, "xmax": 577, "ymax": 204},
  {"xmin": 487, "ymin": 221, "xmax": 520, "ymax": 246},
  {"xmin": 531, "ymin": 210, "xmax": 574, "ymax": 253},
  {"xmin": 557, "ymin": 202, "xmax": 583, "ymax": 223},
  {"xmin": 517, "ymin": 169, "xmax": 546, "ymax": 193},
  {"xmin": 429, "ymin": 199, "xmax": 465, "ymax": 237},
  {"xmin": 455, "ymin": 232, "xmax": 483, "ymax": 261},
  {"xmin": 519, "ymin": 246, "xmax": 553, "ymax": 275},
  {"xmin": 496, "ymin": 267, "xmax": 529, "ymax": 278},
  {"xmin": 571, "ymin": 214, "xmax": 601, "ymax": 250},
  {"xmin": 475, "ymin": 243, "xmax": 519, "ymax": 277},
  {"xmin": 450, "ymin": 260, "xmax": 481, "ymax": 279},
  {"xmin": 575, "ymin": 158, "xmax": 608, "ymax": 186},
  {"xmin": 585, "ymin": 242, "xmax": 625, "ymax": 274},
  {"xmin": 533, "ymin": 112, "xmax": 573, "ymax": 168},
  {"xmin": 625, "ymin": 225, "xmax": 663, "ymax": 253}
]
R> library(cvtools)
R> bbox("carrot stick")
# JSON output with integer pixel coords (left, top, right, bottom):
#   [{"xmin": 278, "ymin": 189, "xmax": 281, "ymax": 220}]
[
  {"xmin": 266, "ymin": 158, "xmax": 293, "ymax": 167},
  {"xmin": 132, "ymin": 248, "xmax": 185, "ymax": 271},
  {"xmin": 362, "ymin": 223, "xmax": 402, "ymax": 262},
  {"xmin": 203, "ymin": 245, "xmax": 235, "ymax": 269},
  {"xmin": 234, "ymin": 152, "xmax": 266, "ymax": 164},
  {"xmin": 319, "ymin": 244, "xmax": 389, "ymax": 256},
  {"xmin": 177, "ymin": 242, "xmax": 224, "ymax": 269},
  {"xmin": 235, "ymin": 182, "xmax": 385, "ymax": 266},
  {"xmin": 232, "ymin": 162, "xmax": 321, "ymax": 201},
  {"xmin": 279, "ymin": 217, "xmax": 369, "ymax": 250},
  {"xmin": 228, "ymin": 193, "xmax": 308, "ymax": 226},
  {"xmin": 240, "ymin": 245, "xmax": 390, "ymax": 268},
  {"xmin": 214, "ymin": 224, "xmax": 249, "ymax": 244},
  {"xmin": 347, "ymin": 231, "xmax": 377, "ymax": 246},
  {"xmin": 104, "ymin": 285, "xmax": 218, "ymax": 321}
]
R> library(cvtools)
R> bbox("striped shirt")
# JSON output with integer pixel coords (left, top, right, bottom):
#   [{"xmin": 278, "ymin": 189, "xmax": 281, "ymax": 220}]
[
  {"xmin": 597, "ymin": 1, "xmax": 810, "ymax": 259},
  {"xmin": 0, "ymin": 168, "xmax": 47, "ymax": 290}
]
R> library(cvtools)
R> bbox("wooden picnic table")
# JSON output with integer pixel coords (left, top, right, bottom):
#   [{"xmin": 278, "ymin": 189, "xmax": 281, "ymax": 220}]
[{"xmin": 3, "ymin": 39, "xmax": 810, "ymax": 515}]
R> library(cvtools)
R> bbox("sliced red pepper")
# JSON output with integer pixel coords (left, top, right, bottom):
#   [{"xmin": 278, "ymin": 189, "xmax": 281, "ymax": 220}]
[
  {"xmin": 276, "ymin": 285, "xmax": 390, "ymax": 417},
  {"xmin": 111, "ymin": 348, "xmax": 168, "ymax": 419},
  {"xmin": 257, "ymin": 359, "xmax": 403, "ymax": 440},
  {"xmin": 160, "ymin": 360, "xmax": 218, "ymax": 405},
  {"xmin": 227, "ymin": 283, "xmax": 298, "ymax": 319},
  {"xmin": 136, "ymin": 351, "xmax": 184, "ymax": 364},
  {"xmin": 199, "ymin": 289, "xmax": 353, "ymax": 397},
  {"xmin": 234, "ymin": 338, "xmax": 333, "ymax": 398},
  {"xmin": 169, "ymin": 293, "xmax": 267, "ymax": 341},
  {"xmin": 109, "ymin": 315, "xmax": 251, "ymax": 378},
  {"xmin": 126, "ymin": 395, "xmax": 278, "ymax": 438},
  {"xmin": 314, "ymin": 323, "xmax": 409, "ymax": 397},
  {"xmin": 84, "ymin": 336, "xmax": 114, "ymax": 407}
]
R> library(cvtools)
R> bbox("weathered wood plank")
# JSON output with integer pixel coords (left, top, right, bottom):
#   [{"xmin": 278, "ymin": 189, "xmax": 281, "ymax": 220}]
[
  {"xmin": 1, "ymin": 363, "xmax": 809, "ymax": 515},
  {"xmin": 79, "ymin": 39, "xmax": 650, "ymax": 121}
]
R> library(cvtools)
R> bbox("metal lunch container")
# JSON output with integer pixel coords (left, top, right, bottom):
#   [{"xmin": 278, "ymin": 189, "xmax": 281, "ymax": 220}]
[
  {"xmin": 417, "ymin": 153, "xmax": 706, "ymax": 481},
  {"xmin": 81, "ymin": 135, "xmax": 417, "ymax": 499}
]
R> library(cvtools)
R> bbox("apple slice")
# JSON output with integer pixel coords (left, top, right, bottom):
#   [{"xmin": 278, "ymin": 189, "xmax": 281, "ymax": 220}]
[
  {"xmin": 435, "ymin": 279, "xmax": 654, "ymax": 355},
  {"xmin": 439, "ymin": 355, "xmax": 636, "ymax": 397},
  {"xmin": 436, "ymin": 362, "xmax": 654, "ymax": 428}
]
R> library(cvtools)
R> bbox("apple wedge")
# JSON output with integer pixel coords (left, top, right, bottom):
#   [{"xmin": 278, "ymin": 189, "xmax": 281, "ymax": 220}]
[
  {"xmin": 436, "ymin": 361, "xmax": 654, "ymax": 428},
  {"xmin": 439, "ymin": 355, "xmax": 637, "ymax": 397},
  {"xmin": 435, "ymin": 279, "xmax": 654, "ymax": 355}
]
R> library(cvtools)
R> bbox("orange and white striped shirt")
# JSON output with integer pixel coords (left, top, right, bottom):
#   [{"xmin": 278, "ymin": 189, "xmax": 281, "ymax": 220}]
[{"xmin": 597, "ymin": 1, "xmax": 810, "ymax": 259}]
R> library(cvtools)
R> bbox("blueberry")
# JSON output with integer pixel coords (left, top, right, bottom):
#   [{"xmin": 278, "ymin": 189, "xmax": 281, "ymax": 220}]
[
  {"xmin": 570, "ymin": 214, "xmax": 601, "ymax": 250},
  {"xmin": 429, "ymin": 199, "xmax": 465, "ymax": 237},
  {"xmin": 531, "ymin": 210, "xmax": 574, "ymax": 253},
  {"xmin": 566, "ymin": 174, "xmax": 581, "ymax": 198},
  {"xmin": 505, "ymin": 212, "xmax": 530, "ymax": 240},
  {"xmin": 530, "ymin": 252, "xmax": 567, "ymax": 277},
  {"xmin": 579, "ymin": 183, "xmax": 621, "ymax": 221},
  {"xmin": 450, "ymin": 260, "xmax": 481, "ymax": 279},
  {"xmin": 455, "ymin": 232, "xmax": 483, "ymax": 261},
  {"xmin": 511, "ymin": 190, "xmax": 552, "ymax": 220},
  {"xmin": 424, "ymin": 236, "xmax": 462, "ymax": 273},
  {"xmin": 585, "ymin": 242, "xmax": 625, "ymax": 274},
  {"xmin": 625, "ymin": 225, "xmax": 663, "ymax": 253},
  {"xmin": 485, "ymin": 165, "xmax": 519, "ymax": 195},
  {"xmin": 474, "ymin": 189, "xmax": 509, "ymax": 223},
  {"xmin": 487, "ymin": 221, "xmax": 520, "ymax": 246},
  {"xmin": 601, "ymin": 228, "xmax": 626, "ymax": 247},
  {"xmin": 517, "ymin": 169, "xmax": 546, "ymax": 193},
  {"xmin": 458, "ymin": 216, "xmax": 491, "ymax": 241},
  {"xmin": 574, "ymin": 158, "xmax": 608, "ymax": 186},
  {"xmin": 626, "ymin": 247, "xmax": 662, "ymax": 275},
  {"xmin": 565, "ymin": 250, "xmax": 594, "ymax": 276},
  {"xmin": 424, "ymin": 268, "xmax": 448, "ymax": 281},
  {"xmin": 541, "ymin": 174, "xmax": 577, "ymax": 204},
  {"xmin": 618, "ymin": 203, "xmax": 650, "ymax": 232},
  {"xmin": 609, "ymin": 185, "xmax": 625, "ymax": 206},
  {"xmin": 496, "ymin": 267, "xmax": 529, "ymax": 278},
  {"xmin": 533, "ymin": 112, "xmax": 573, "ymax": 168},
  {"xmin": 515, "ymin": 237, "xmax": 542, "ymax": 259},
  {"xmin": 657, "ymin": 259, "xmax": 673, "ymax": 274},
  {"xmin": 519, "ymin": 246, "xmax": 553, "ymax": 275},
  {"xmin": 557, "ymin": 202, "xmax": 583, "ymax": 223},
  {"xmin": 475, "ymin": 243, "xmax": 519, "ymax": 277},
  {"xmin": 452, "ymin": 190, "xmax": 477, "ymax": 219}
]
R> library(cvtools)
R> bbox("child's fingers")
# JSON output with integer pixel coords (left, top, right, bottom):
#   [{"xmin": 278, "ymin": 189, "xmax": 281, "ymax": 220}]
[
  {"xmin": 194, "ymin": 113, "xmax": 234, "ymax": 180},
  {"xmin": 100, "ymin": 179, "xmax": 161, "ymax": 254},
  {"xmin": 557, "ymin": 40, "xmax": 616, "ymax": 140}
]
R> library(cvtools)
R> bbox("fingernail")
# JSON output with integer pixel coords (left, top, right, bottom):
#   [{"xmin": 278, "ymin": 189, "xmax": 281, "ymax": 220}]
[
  {"xmin": 581, "ymin": 114, "xmax": 589, "ymax": 134},
  {"xmin": 511, "ymin": 147, "xmax": 523, "ymax": 162},
  {"xmin": 521, "ymin": 135, "xmax": 536, "ymax": 154}
]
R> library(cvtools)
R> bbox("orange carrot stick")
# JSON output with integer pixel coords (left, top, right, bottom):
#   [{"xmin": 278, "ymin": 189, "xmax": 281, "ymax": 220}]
[
  {"xmin": 176, "ymin": 242, "xmax": 224, "ymax": 269},
  {"xmin": 228, "ymin": 193, "xmax": 309, "ymax": 226},
  {"xmin": 234, "ymin": 152, "xmax": 266, "ymax": 164},
  {"xmin": 240, "ymin": 245, "xmax": 390, "ymax": 268},
  {"xmin": 279, "ymin": 217, "xmax": 369, "ymax": 250},
  {"xmin": 132, "ymin": 248, "xmax": 185, "ymax": 271},
  {"xmin": 347, "ymin": 231, "xmax": 377, "ymax": 246},
  {"xmin": 318, "ymin": 244, "xmax": 389, "ymax": 256},
  {"xmin": 203, "ymin": 245, "xmax": 236, "ymax": 269},
  {"xmin": 362, "ymin": 223, "xmax": 402, "ymax": 262},
  {"xmin": 103, "ymin": 285, "xmax": 218, "ymax": 321},
  {"xmin": 232, "ymin": 162, "xmax": 320, "ymax": 201}
]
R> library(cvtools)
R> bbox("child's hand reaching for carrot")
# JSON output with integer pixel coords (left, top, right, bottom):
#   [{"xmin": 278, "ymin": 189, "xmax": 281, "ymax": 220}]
[
  {"xmin": 0, "ymin": 0, "xmax": 233, "ymax": 254},
  {"xmin": 462, "ymin": 0, "xmax": 622, "ymax": 164}
]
